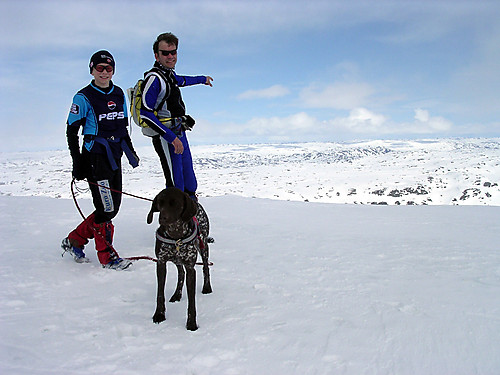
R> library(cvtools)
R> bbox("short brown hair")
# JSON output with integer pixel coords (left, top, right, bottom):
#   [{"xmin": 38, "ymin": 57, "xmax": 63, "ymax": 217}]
[{"xmin": 153, "ymin": 32, "xmax": 179, "ymax": 53}]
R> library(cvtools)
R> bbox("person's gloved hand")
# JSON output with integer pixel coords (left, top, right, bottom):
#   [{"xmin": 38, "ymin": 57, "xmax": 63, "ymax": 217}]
[
  {"xmin": 181, "ymin": 115, "xmax": 195, "ymax": 131},
  {"xmin": 72, "ymin": 155, "xmax": 86, "ymax": 180},
  {"xmin": 131, "ymin": 151, "xmax": 140, "ymax": 168}
]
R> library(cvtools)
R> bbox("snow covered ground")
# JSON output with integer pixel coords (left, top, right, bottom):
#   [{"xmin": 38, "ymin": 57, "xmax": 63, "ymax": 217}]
[
  {"xmin": 1, "ymin": 139, "xmax": 500, "ymax": 374},
  {"xmin": 2, "ymin": 138, "xmax": 499, "ymax": 205}
]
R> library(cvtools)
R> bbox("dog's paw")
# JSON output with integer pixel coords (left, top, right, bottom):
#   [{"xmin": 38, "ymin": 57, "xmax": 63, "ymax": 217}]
[
  {"xmin": 186, "ymin": 320, "xmax": 198, "ymax": 331},
  {"xmin": 202, "ymin": 284, "xmax": 213, "ymax": 294},
  {"xmin": 169, "ymin": 292, "xmax": 182, "ymax": 303},
  {"xmin": 152, "ymin": 312, "xmax": 166, "ymax": 324}
]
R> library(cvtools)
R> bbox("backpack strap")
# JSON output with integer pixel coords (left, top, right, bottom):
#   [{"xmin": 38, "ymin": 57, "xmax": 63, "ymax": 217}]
[{"xmin": 144, "ymin": 67, "xmax": 172, "ymax": 113}]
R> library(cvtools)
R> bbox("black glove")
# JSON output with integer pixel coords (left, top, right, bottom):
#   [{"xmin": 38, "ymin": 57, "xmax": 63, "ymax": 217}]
[
  {"xmin": 131, "ymin": 151, "xmax": 140, "ymax": 167},
  {"xmin": 72, "ymin": 154, "xmax": 86, "ymax": 180},
  {"xmin": 123, "ymin": 135, "xmax": 140, "ymax": 168},
  {"xmin": 181, "ymin": 115, "xmax": 196, "ymax": 131}
]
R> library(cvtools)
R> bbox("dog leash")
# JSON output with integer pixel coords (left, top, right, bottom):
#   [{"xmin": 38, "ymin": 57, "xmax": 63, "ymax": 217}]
[
  {"xmin": 70, "ymin": 179, "xmax": 213, "ymax": 266},
  {"xmin": 71, "ymin": 178, "xmax": 157, "ymax": 263},
  {"xmin": 85, "ymin": 179, "xmax": 153, "ymax": 202}
]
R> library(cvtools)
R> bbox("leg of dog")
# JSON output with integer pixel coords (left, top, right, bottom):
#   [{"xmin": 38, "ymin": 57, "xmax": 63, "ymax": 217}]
[
  {"xmin": 185, "ymin": 265, "xmax": 198, "ymax": 331},
  {"xmin": 201, "ymin": 242, "xmax": 213, "ymax": 294},
  {"xmin": 195, "ymin": 203, "xmax": 212, "ymax": 294},
  {"xmin": 153, "ymin": 261, "xmax": 167, "ymax": 324},
  {"xmin": 169, "ymin": 264, "xmax": 185, "ymax": 302}
]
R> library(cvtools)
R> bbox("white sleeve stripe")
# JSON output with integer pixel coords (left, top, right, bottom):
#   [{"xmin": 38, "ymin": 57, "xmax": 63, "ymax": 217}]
[{"xmin": 142, "ymin": 73, "xmax": 168, "ymax": 112}]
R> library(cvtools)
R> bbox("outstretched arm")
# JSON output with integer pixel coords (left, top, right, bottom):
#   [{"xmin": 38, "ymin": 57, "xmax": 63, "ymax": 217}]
[{"xmin": 174, "ymin": 73, "xmax": 213, "ymax": 87}]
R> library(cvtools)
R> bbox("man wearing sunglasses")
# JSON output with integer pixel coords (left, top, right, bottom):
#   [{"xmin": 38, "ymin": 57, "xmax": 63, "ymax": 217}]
[
  {"xmin": 61, "ymin": 50, "xmax": 139, "ymax": 270},
  {"xmin": 140, "ymin": 32, "xmax": 213, "ymax": 200}
]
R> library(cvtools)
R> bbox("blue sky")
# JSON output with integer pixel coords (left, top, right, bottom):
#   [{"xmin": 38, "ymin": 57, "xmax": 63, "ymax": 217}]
[{"xmin": 1, "ymin": 0, "xmax": 499, "ymax": 152}]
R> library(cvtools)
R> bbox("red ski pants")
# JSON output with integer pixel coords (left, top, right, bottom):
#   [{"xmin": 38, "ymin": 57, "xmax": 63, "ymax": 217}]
[{"xmin": 67, "ymin": 213, "xmax": 117, "ymax": 264}]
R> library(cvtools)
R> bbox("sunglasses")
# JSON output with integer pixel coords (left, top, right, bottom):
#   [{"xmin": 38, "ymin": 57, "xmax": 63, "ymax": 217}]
[
  {"xmin": 94, "ymin": 65, "xmax": 113, "ymax": 73},
  {"xmin": 159, "ymin": 49, "xmax": 177, "ymax": 57}
]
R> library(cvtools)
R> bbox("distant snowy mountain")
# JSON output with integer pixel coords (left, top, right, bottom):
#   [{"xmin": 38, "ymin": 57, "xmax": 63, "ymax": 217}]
[{"xmin": 1, "ymin": 138, "xmax": 499, "ymax": 205}]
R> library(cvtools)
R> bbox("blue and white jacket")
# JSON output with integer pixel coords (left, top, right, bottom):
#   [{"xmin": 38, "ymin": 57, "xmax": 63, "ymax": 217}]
[
  {"xmin": 140, "ymin": 62, "xmax": 207, "ymax": 142},
  {"xmin": 66, "ymin": 81, "xmax": 137, "ymax": 169}
]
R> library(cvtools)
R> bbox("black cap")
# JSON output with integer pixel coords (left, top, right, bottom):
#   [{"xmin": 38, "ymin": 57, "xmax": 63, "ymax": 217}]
[{"xmin": 89, "ymin": 50, "xmax": 115, "ymax": 73}]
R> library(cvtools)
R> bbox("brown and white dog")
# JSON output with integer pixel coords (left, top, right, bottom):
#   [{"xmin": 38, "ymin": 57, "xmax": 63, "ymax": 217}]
[{"xmin": 147, "ymin": 187, "xmax": 212, "ymax": 331}]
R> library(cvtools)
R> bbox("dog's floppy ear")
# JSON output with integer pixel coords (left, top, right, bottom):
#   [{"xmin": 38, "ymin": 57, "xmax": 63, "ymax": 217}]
[
  {"xmin": 181, "ymin": 193, "xmax": 198, "ymax": 222},
  {"xmin": 147, "ymin": 191, "xmax": 162, "ymax": 224}
]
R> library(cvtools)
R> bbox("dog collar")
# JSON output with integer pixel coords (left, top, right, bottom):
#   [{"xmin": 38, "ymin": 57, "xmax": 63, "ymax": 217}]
[{"xmin": 156, "ymin": 220, "xmax": 199, "ymax": 251}]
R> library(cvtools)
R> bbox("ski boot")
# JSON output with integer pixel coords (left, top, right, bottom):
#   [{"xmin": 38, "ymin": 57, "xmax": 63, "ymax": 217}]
[
  {"xmin": 61, "ymin": 237, "xmax": 90, "ymax": 263},
  {"xmin": 103, "ymin": 256, "xmax": 133, "ymax": 270},
  {"xmin": 93, "ymin": 221, "xmax": 132, "ymax": 270}
]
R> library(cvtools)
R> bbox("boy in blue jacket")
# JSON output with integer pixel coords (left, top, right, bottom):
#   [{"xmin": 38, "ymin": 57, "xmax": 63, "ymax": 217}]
[{"xmin": 61, "ymin": 50, "xmax": 139, "ymax": 270}]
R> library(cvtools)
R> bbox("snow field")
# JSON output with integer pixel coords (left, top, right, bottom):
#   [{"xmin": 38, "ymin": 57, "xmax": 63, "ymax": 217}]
[{"xmin": 1, "ymin": 195, "xmax": 499, "ymax": 374}]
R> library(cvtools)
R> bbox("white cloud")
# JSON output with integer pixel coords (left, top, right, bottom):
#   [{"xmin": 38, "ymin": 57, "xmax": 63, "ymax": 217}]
[
  {"xmin": 238, "ymin": 85, "xmax": 290, "ymax": 100},
  {"xmin": 410, "ymin": 108, "xmax": 452, "ymax": 133},
  {"xmin": 193, "ymin": 112, "xmax": 319, "ymax": 144},
  {"xmin": 331, "ymin": 108, "xmax": 387, "ymax": 133},
  {"xmin": 329, "ymin": 108, "xmax": 452, "ymax": 135},
  {"xmin": 193, "ymin": 107, "xmax": 454, "ymax": 146},
  {"xmin": 299, "ymin": 82, "xmax": 375, "ymax": 110},
  {"xmin": 242, "ymin": 112, "xmax": 315, "ymax": 136}
]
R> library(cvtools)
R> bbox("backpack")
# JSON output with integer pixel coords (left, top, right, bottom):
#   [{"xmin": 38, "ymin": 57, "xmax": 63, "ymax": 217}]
[
  {"xmin": 127, "ymin": 69, "xmax": 195, "ymax": 131},
  {"xmin": 127, "ymin": 79, "xmax": 148, "ymax": 128},
  {"xmin": 127, "ymin": 75, "xmax": 168, "ymax": 129}
]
